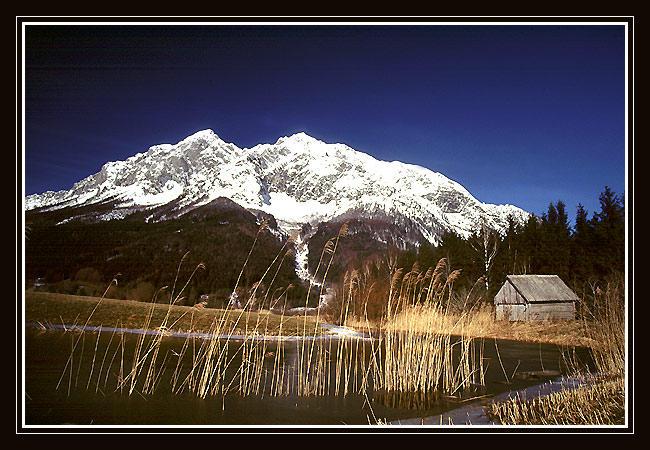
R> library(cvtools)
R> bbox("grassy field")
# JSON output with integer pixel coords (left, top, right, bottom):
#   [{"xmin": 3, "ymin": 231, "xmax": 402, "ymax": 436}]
[
  {"xmin": 486, "ymin": 280, "xmax": 626, "ymax": 426},
  {"xmin": 373, "ymin": 304, "xmax": 594, "ymax": 348},
  {"xmin": 23, "ymin": 287, "xmax": 626, "ymax": 425},
  {"xmin": 24, "ymin": 290, "xmax": 594, "ymax": 346},
  {"xmin": 24, "ymin": 291, "xmax": 327, "ymax": 337},
  {"xmin": 488, "ymin": 374, "xmax": 625, "ymax": 425}
]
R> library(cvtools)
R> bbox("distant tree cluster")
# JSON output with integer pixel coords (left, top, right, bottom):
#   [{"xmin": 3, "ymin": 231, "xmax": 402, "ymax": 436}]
[
  {"xmin": 435, "ymin": 187, "xmax": 624, "ymax": 299},
  {"xmin": 328, "ymin": 186, "xmax": 626, "ymax": 320},
  {"xmin": 25, "ymin": 187, "xmax": 625, "ymax": 318},
  {"xmin": 24, "ymin": 206, "xmax": 307, "ymax": 308}
]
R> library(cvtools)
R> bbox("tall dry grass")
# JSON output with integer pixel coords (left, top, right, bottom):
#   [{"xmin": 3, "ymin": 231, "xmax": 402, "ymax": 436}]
[
  {"xmin": 55, "ymin": 229, "xmax": 487, "ymax": 410},
  {"xmin": 488, "ymin": 276, "xmax": 626, "ymax": 425},
  {"xmin": 489, "ymin": 375, "xmax": 624, "ymax": 425},
  {"xmin": 580, "ymin": 279, "xmax": 626, "ymax": 376},
  {"xmin": 320, "ymin": 257, "xmax": 488, "ymax": 409}
]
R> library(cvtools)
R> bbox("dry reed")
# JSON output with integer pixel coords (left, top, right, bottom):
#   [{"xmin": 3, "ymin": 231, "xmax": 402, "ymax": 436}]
[
  {"xmin": 488, "ymin": 277, "xmax": 626, "ymax": 425},
  {"xmin": 489, "ymin": 375, "xmax": 624, "ymax": 425},
  {"xmin": 56, "ymin": 243, "xmax": 487, "ymax": 414}
]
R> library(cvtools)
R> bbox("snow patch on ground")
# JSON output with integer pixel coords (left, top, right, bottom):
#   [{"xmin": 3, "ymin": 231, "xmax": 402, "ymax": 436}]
[
  {"xmin": 293, "ymin": 232, "xmax": 315, "ymax": 284},
  {"xmin": 134, "ymin": 180, "xmax": 184, "ymax": 206},
  {"xmin": 260, "ymin": 192, "xmax": 350, "ymax": 225}
]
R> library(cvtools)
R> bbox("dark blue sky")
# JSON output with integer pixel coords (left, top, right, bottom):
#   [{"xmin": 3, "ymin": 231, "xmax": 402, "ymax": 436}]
[{"xmin": 23, "ymin": 22, "xmax": 628, "ymax": 225}]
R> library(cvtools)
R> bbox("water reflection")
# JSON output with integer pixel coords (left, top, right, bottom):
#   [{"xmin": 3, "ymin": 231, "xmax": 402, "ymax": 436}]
[{"xmin": 22, "ymin": 326, "xmax": 594, "ymax": 426}]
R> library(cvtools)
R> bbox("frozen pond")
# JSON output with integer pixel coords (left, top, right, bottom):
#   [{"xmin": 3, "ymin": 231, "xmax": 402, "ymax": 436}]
[{"xmin": 21, "ymin": 325, "xmax": 594, "ymax": 427}]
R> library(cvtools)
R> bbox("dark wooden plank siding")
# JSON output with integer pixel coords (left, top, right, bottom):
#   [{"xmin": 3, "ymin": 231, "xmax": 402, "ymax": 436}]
[
  {"xmin": 494, "ymin": 275, "xmax": 578, "ymax": 322},
  {"xmin": 526, "ymin": 303, "xmax": 576, "ymax": 321},
  {"xmin": 494, "ymin": 281, "xmax": 526, "ymax": 305},
  {"xmin": 496, "ymin": 304, "xmax": 526, "ymax": 321}
]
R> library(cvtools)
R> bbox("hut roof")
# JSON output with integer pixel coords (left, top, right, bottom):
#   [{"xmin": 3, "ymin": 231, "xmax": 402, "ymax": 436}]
[{"xmin": 505, "ymin": 275, "xmax": 579, "ymax": 303}]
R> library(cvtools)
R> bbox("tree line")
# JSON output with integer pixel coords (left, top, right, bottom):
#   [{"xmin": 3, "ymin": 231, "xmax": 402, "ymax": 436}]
[
  {"xmin": 24, "ymin": 207, "xmax": 308, "ymax": 308},
  {"xmin": 425, "ymin": 186, "xmax": 624, "ymax": 298},
  {"xmin": 325, "ymin": 186, "xmax": 626, "ymax": 321},
  {"xmin": 25, "ymin": 186, "xmax": 625, "ymax": 317}
]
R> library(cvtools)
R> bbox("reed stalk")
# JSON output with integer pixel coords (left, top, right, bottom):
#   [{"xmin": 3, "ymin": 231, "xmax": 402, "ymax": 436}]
[
  {"xmin": 56, "ymin": 277, "xmax": 118, "ymax": 392},
  {"xmin": 489, "ymin": 277, "xmax": 626, "ymax": 425},
  {"xmin": 55, "ymin": 239, "xmax": 487, "ymax": 418}
]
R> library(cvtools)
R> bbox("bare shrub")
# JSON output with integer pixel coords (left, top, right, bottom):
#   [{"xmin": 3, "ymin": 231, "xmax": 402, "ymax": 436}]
[
  {"xmin": 74, "ymin": 267, "xmax": 103, "ymax": 283},
  {"xmin": 127, "ymin": 281, "xmax": 157, "ymax": 302}
]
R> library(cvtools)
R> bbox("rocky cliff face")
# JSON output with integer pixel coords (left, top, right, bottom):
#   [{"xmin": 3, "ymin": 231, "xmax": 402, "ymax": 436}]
[{"xmin": 25, "ymin": 129, "xmax": 530, "ymax": 245}]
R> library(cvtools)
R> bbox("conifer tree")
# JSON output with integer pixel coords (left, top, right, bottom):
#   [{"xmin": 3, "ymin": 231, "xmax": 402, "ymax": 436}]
[
  {"xmin": 591, "ymin": 186, "xmax": 625, "ymax": 277},
  {"xmin": 572, "ymin": 203, "xmax": 594, "ymax": 283}
]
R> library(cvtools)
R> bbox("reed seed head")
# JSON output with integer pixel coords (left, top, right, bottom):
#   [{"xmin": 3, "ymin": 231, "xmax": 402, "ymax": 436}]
[
  {"xmin": 287, "ymin": 230, "xmax": 301, "ymax": 244},
  {"xmin": 324, "ymin": 238, "xmax": 336, "ymax": 255},
  {"xmin": 390, "ymin": 268, "xmax": 404, "ymax": 291},
  {"xmin": 447, "ymin": 269, "xmax": 462, "ymax": 284},
  {"xmin": 338, "ymin": 221, "xmax": 350, "ymax": 237},
  {"xmin": 258, "ymin": 218, "xmax": 271, "ymax": 232}
]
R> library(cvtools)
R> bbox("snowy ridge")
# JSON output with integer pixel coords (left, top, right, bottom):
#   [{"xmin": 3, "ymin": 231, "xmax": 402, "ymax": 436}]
[{"xmin": 25, "ymin": 129, "xmax": 530, "ymax": 244}]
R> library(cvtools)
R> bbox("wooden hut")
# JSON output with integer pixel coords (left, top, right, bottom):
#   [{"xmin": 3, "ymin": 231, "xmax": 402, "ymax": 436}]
[{"xmin": 494, "ymin": 275, "xmax": 578, "ymax": 322}]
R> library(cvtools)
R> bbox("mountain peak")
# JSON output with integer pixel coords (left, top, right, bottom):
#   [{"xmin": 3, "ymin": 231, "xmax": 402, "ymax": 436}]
[
  {"xmin": 288, "ymin": 131, "xmax": 316, "ymax": 140},
  {"xmin": 182, "ymin": 129, "xmax": 220, "ymax": 143},
  {"xmin": 25, "ymin": 128, "xmax": 531, "ymax": 244},
  {"xmin": 146, "ymin": 129, "xmax": 223, "ymax": 155},
  {"xmin": 275, "ymin": 132, "xmax": 322, "ymax": 146}
]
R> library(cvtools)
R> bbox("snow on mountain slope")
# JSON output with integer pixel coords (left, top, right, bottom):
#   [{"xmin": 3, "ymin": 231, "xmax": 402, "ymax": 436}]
[{"xmin": 24, "ymin": 129, "xmax": 530, "ymax": 244}]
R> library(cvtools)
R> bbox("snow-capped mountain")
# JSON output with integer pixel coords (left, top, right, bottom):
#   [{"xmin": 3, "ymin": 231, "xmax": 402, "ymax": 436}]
[{"xmin": 25, "ymin": 129, "xmax": 530, "ymax": 244}]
